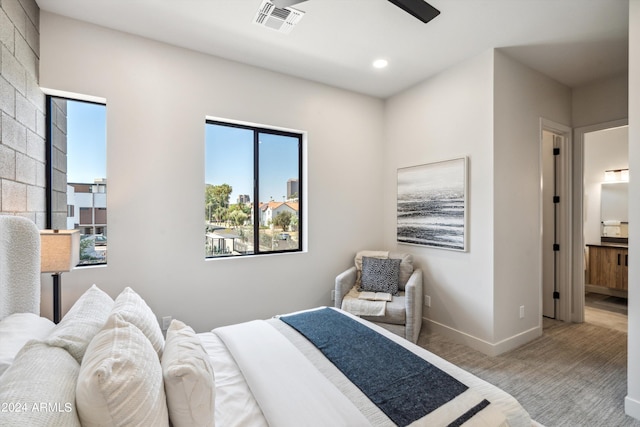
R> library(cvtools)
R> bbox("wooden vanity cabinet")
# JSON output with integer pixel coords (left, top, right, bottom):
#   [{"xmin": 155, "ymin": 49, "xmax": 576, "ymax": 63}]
[{"xmin": 588, "ymin": 245, "xmax": 628, "ymax": 291}]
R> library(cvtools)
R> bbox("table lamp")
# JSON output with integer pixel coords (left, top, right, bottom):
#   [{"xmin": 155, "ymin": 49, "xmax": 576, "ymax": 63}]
[{"xmin": 40, "ymin": 229, "xmax": 80, "ymax": 323}]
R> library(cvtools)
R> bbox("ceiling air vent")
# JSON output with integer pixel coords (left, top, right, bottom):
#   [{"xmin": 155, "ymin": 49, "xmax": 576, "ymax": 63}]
[{"xmin": 253, "ymin": 0, "xmax": 305, "ymax": 34}]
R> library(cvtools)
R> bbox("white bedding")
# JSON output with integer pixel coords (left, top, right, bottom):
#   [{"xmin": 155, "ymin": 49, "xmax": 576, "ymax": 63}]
[
  {"xmin": 215, "ymin": 320, "xmax": 370, "ymax": 426},
  {"xmin": 0, "ymin": 313, "xmax": 55, "ymax": 378},
  {"xmin": 199, "ymin": 307, "xmax": 533, "ymax": 427}
]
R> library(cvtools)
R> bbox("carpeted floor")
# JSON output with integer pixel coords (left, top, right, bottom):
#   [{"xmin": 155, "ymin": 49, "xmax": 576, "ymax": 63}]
[{"xmin": 418, "ymin": 319, "xmax": 640, "ymax": 426}]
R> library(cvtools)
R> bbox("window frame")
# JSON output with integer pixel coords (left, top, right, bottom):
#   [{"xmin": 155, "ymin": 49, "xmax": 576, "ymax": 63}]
[
  {"xmin": 205, "ymin": 118, "xmax": 304, "ymax": 258},
  {"xmin": 45, "ymin": 93, "xmax": 108, "ymax": 267}
]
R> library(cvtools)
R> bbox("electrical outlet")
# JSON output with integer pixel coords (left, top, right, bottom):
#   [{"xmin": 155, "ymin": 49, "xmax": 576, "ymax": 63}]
[
  {"xmin": 424, "ymin": 295, "xmax": 431, "ymax": 307},
  {"xmin": 519, "ymin": 305, "xmax": 525, "ymax": 319},
  {"xmin": 162, "ymin": 316, "xmax": 172, "ymax": 330}
]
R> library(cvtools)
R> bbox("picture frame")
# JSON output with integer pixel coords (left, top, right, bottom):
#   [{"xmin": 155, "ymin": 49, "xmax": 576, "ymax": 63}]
[{"xmin": 397, "ymin": 157, "xmax": 468, "ymax": 251}]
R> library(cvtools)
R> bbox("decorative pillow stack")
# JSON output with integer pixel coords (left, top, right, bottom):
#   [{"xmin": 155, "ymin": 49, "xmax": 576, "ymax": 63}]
[
  {"xmin": 361, "ymin": 256, "xmax": 401, "ymax": 295},
  {"xmin": 75, "ymin": 286, "xmax": 169, "ymax": 427},
  {"xmin": 0, "ymin": 285, "xmax": 216, "ymax": 427},
  {"xmin": 0, "ymin": 340, "xmax": 82, "ymax": 426},
  {"xmin": 109, "ymin": 287, "xmax": 165, "ymax": 358},
  {"xmin": 162, "ymin": 319, "xmax": 216, "ymax": 427},
  {"xmin": 0, "ymin": 284, "xmax": 114, "ymax": 426},
  {"xmin": 44, "ymin": 284, "xmax": 114, "ymax": 363},
  {"xmin": 76, "ymin": 313, "xmax": 169, "ymax": 427}
]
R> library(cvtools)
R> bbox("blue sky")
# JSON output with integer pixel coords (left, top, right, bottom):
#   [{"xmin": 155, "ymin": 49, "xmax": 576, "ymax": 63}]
[
  {"xmin": 205, "ymin": 123, "xmax": 299, "ymax": 204},
  {"xmin": 66, "ymin": 100, "xmax": 107, "ymax": 183}
]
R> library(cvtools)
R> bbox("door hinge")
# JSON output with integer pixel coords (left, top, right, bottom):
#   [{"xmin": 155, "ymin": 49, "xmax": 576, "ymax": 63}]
[
  {"xmin": 553, "ymin": 196, "xmax": 560, "ymax": 203},
  {"xmin": 553, "ymin": 244, "xmax": 560, "ymax": 251},
  {"xmin": 553, "ymin": 148, "xmax": 560, "ymax": 156},
  {"xmin": 553, "ymin": 291, "xmax": 560, "ymax": 300}
]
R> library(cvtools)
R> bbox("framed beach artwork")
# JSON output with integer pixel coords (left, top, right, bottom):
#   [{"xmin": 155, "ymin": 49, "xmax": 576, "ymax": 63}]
[{"xmin": 397, "ymin": 157, "xmax": 468, "ymax": 251}]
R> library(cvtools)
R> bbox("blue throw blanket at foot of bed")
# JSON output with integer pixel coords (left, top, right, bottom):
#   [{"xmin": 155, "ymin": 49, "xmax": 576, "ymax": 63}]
[{"xmin": 281, "ymin": 308, "xmax": 490, "ymax": 427}]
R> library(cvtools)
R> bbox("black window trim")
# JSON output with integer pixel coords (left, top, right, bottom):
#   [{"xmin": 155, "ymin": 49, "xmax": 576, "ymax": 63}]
[
  {"xmin": 46, "ymin": 94, "xmax": 107, "ymax": 226},
  {"xmin": 45, "ymin": 93, "xmax": 107, "ymax": 267},
  {"xmin": 205, "ymin": 118, "xmax": 304, "ymax": 258}
]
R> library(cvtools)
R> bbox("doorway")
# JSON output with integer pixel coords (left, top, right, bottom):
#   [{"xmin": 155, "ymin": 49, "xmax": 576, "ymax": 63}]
[
  {"xmin": 572, "ymin": 119, "xmax": 628, "ymax": 324},
  {"xmin": 541, "ymin": 120, "xmax": 572, "ymax": 320},
  {"xmin": 579, "ymin": 123, "xmax": 629, "ymax": 329}
]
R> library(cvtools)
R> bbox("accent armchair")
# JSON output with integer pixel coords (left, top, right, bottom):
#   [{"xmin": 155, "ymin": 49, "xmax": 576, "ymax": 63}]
[{"xmin": 335, "ymin": 251, "xmax": 423, "ymax": 343}]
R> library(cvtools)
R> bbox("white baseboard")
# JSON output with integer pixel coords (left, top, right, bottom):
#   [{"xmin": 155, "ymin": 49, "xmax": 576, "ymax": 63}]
[
  {"xmin": 423, "ymin": 318, "xmax": 542, "ymax": 356},
  {"xmin": 625, "ymin": 396, "xmax": 640, "ymax": 421}
]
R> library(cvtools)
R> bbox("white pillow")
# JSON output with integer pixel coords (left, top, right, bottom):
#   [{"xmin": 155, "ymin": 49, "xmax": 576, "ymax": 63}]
[
  {"xmin": 0, "ymin": 340, "xmax": 81, "ymax": 426},
  {"xmin": 0, "ymin": 313, "xmax": 55, "ymax": 378},
  {"xmin": 112, "ymin": 287, "xmax": 164, "ymax": 357},
  {"xmin": 162, "ymin": 319, "xmax": 215, "ymax": 427},
  {"xmin": 45, "ymin": 284, "xmax": 114, "ymax": 364},
  {"xmin": 76, "ymin": 313, "xmax": 169, "ymax": 427}
]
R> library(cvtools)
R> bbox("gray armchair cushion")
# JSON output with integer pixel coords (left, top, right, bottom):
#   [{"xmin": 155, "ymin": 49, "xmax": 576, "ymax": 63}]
[
  {"xmin": 361, "ymin": 257, "xmax": 401, "ymax": 295},
  {"xmin": 361, "ymin": 293, "xmax": 406, "ymax": 325}
]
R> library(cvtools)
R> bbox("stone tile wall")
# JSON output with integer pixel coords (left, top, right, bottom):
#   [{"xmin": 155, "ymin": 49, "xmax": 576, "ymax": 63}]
[
  {"xmin": 50, "ymin": 97, "xmax": 67, "ymax": 229},
  {"xmin": 0, "ymin": 0, "xmax": 47, "ymax": 227}
]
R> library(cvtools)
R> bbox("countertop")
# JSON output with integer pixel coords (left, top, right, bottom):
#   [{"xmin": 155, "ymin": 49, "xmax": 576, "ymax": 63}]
[{"xmin": 587, "ymin": 242, "xmax": 629, "ymax": 249}]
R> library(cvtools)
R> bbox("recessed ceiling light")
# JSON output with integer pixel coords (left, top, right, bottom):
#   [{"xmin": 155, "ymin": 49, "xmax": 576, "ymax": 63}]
[{"xmin": 372, "ymin": 59, "xmax": 389, "ymax": 69}]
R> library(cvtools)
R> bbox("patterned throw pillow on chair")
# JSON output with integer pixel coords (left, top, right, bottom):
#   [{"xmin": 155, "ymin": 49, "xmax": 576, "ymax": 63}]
[{"xmin": 361, "ymin": 256, "xmax": 401, "ymax": 295}]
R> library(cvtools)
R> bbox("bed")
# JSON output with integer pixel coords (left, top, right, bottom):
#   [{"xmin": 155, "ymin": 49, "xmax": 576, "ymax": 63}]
[
  {"xmin": 200, "ymin": 306, "xmax": 533, "ymax": 427},
  {"xmin": 0, "ymin": 290, "xmax": 534, "ymax": 427},
  {"xmin": 0, "ymin": 216, "xmax": 534, "ymax": 426}
]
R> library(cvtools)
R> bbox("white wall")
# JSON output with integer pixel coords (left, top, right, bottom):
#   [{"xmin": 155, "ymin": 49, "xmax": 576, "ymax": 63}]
[
  {"xmin": 626, "ymin": 0, "xmax": 640, "ymax": 420},
  {"xmin": 383, "ymin": 51, "xmax": 497, "ymax": 350},
  {"xmin": 383, "ymin": 49, "xmax": 572, "ymax": 355},
  {"xmin": 572, "ymin": 72, "xmax": 629, "ymax": 128},
  {"xmin": 39, "ymin": 12, "xmax": 385, "ymax": 331},
  {"xmin": 492, "ymin": 51, "xmax": 572, "ymax": 345},
  {"xmin": 583, "ymin": 126, "xmax": 629, "ymax": 245}
]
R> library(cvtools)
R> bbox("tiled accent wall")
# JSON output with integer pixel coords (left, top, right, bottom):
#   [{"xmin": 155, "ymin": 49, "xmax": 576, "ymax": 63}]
[
  {"xmin": 50, "ymin": 97, "xmax": 68, "ymax": 229},
  {"xmin": 0, "ymin": 0, "xmax": 47, "ymax": 227}
]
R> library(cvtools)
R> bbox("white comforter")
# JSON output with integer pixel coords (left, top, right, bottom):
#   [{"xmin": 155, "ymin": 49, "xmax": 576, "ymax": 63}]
[
  {"xmin": 198, "ymin": 307, "xmax": 532, "ymax": 427},
  {"xmin": 215, "ymin": 320, "xmax": 370, "ymax": 426}
]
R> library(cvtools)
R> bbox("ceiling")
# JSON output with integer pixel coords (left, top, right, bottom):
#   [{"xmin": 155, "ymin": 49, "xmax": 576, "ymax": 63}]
[{"xmin": 35, "ymin": 0, "xmax": 629, "ymax": 99}]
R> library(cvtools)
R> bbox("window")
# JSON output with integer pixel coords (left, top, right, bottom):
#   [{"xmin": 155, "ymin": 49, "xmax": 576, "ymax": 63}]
[
  {"xmin": 46, "ymin": 96, "xmax": 107, "ymax": 266},
  {"xmin": 205, "ymin": 120, "xmax": 303, "ymax": 258}
]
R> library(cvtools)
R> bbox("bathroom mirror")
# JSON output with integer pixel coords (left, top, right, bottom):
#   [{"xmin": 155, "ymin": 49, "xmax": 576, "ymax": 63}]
[{"xmin": 601, "ymin": 181, "xmax": 628, "ymax": 223}]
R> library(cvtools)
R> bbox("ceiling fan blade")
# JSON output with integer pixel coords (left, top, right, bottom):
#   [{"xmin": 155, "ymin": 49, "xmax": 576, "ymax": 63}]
[{"xmin": 387, "ymin": 0, "xmax": 440, "ymax": 23}]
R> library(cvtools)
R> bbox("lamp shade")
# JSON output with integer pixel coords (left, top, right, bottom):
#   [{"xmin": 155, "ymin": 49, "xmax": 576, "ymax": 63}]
[{"xmin": 40, "ymin": 230, "xmax": 80, "ymax": 273}]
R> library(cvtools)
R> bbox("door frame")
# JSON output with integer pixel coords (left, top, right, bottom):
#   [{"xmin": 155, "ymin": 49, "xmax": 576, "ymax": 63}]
[
  {"xmin": 540, "ymin": 118, "xmax": 572, "ymax": 321},
  {"xmin": 572, "ymin": 118, "xmax": 628, "ymax": 323}
]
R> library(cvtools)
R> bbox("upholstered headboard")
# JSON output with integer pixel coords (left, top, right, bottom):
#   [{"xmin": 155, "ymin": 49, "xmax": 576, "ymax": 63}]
[{"xmin": 0, "ymin": 216, "xmax": 41, "ymax": 320}]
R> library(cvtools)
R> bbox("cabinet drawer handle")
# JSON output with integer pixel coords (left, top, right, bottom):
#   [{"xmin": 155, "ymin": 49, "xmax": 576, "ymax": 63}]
[
  {"xmin": 626, "ymin": 254, "xmax": 628, "ymax": 267},
  {"xmin": 618, "ymin": 254, "xmax": 621, "ymax": 265}
]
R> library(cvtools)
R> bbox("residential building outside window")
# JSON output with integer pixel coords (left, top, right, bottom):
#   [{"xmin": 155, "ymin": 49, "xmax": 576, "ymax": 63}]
[
  {"xmin": 205, "ymin": 120, "xmax": 303, "ymax": 258},
  {"xmin": 46, "ymin": 96, "xmax": 107, "ymax": 266}
]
